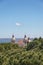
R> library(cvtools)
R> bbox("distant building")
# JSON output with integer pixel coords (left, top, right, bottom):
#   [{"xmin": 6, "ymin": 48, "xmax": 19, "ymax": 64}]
[
  {"xmin": 11, "ymin": 35, "xmax": 15, "ymax": 43},
  {"xmin": 27, "ymin": 37, "xmax": 30, "ymax": 43},
  {"xmin": 23, "ymin": 35, "xmax": 27, "ymax": 44},
  {"xmin": 18, "ymin": 40, "xmax": 24, "ymax": 47},
  {"xmin": 23, "ymin": 35, "xmax": 32, "ymax": 46}
]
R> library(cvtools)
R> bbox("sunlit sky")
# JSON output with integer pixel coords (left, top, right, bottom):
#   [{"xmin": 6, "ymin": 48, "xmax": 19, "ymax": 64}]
[{"xmin": 0, "ymin": 0, "xmax": 43, "ymax": 38}]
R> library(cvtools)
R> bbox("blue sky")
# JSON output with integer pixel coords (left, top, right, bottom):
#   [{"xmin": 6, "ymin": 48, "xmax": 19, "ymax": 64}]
[{"xmin": 0, "ymin": 0, "xmax": 43, "ymax": 38}]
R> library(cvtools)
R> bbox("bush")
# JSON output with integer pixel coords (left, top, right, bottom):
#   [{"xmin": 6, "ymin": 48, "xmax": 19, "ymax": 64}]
[
  {"xmin": 0, "ymin": 56, "xmax": 4, "ymax": 65},
  {"xmin": 0, "ymin": 40, "xmax": 43, "ymax": 65},
  {"xmin": 39, "ymin": 43, "xmax": 43, "ymax": 50},
  {"xmin": 26, "ymin": 40, "xmax": 39, "ymax": 50}
]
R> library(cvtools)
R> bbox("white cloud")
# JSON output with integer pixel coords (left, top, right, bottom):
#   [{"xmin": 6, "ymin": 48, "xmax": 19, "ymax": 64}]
[{"xmin": 16, "ymin": 22, "xmax": 21, "ymax": 26}]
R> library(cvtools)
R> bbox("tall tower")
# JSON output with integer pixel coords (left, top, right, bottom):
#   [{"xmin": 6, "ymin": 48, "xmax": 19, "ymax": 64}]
[
  {"xmin": 11, "ymin": 35, "xmax": 15, "ymax": 43},
  {"xmin": 23, "ymin": 35, "xmax": 27, "ymax": 44}
]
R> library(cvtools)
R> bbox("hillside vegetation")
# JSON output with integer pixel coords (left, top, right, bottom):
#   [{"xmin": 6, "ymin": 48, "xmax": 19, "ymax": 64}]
[{"xmin": 0, "ymin": 37, "xmax": 43, "ymax": 65}]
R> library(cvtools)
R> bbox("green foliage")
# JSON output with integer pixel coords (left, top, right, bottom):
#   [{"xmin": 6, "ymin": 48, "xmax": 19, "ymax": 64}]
[
  {"xmin": 26, "ymin": 40, "xmax": 39, "ymax": 50},
  {"xmin": 0, "ymin": 56, "xmax": 4, "ymax": 65},
  {"xmin": 27, "ymin": 37, "xmax": 43, "ymax": 51},
  {"xmin": 39, "ymin": 43, "xmax": 43, "ymax": 49},
  {"xmin": 0, "ymin": 38, "xmax": 43, "ymax": 65}
]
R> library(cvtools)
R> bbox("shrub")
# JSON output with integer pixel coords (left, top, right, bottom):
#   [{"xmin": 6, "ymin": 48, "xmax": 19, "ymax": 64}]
[
  {"xmin": 26, "ymin": 41, "xmax": 39, "ymax": 50},
  {"xmin": 39, "ymin": 43, "xmax": 43, "ymax": 50}
]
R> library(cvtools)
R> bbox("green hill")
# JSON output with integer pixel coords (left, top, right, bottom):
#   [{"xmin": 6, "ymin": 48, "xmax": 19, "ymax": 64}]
[{"xmin": 0, "ymin": 37, "xmax": 43, "ymax": 65}]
